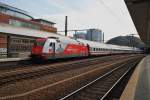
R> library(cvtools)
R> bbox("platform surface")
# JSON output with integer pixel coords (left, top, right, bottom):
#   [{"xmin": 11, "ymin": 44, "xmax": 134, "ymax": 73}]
[
  {"xmin": 0, "ymin": 57, "xmax": 29, "ymax": 63},
  {"xmin": 120, "ymin": 55, "xmax": 150, "ymax": 100}
]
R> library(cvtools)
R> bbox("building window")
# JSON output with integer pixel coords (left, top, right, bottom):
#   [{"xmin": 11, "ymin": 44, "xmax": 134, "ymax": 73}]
[{"xmin": 9, "ymin": 19, "xmax": 40, "ymax": 29}]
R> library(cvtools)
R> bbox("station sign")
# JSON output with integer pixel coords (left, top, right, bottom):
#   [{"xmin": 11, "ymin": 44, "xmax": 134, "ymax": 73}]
[{"xmin": 0, "ymin": 48, "xmax": 7, "ymax": 53}]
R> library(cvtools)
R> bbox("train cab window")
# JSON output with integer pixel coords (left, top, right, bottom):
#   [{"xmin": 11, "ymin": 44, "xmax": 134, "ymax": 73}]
[
  {"xmin": 36, "ymin": 39, "xmax": 46, "ymax": 46},
  {"xmin": 37, "ymin": 41, "xmax": 45, "ymax": 46},
  {"xmin": 34, "ymin": 42, "xmax": 37, "ymax": 46}
]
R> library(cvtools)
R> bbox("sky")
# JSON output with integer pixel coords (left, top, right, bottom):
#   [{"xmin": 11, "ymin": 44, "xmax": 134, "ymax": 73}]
[{"xmin": 0, "ymin": 0, "xmax": 138, "ymax": 41}]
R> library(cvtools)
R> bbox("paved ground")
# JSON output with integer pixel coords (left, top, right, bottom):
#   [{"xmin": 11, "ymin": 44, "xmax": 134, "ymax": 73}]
[
  {"xmin": 0, "ymin": 57, "xmax": 29, "ymax": 62},
  {"xmin": 120, "ymin": 55, "xmax": 150, "ymax": 100}
]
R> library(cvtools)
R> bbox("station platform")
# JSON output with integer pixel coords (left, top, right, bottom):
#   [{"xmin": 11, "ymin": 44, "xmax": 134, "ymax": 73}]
[
  {"xmin": 0, "ymin": 57, "xmax": 29, "ymax": 63},
  {"xmin": 120, "ymin": 55, "xmax": 150, "ymax": 100}
]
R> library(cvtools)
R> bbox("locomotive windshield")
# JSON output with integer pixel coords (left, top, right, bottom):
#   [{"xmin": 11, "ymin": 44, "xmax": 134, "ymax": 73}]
[
  {"xmin": 36, "ymin": 41, "xmax": 45, "ymax": 46},
  {"xmin": 35, "ymin": 38, "xmax": 46, "ymax": 46}
]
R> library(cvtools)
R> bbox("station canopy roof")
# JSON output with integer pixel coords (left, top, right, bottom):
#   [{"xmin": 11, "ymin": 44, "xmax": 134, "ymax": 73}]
[{"xmin": 0, "ymin": 24, "xmax": 78, "ymax": 44}]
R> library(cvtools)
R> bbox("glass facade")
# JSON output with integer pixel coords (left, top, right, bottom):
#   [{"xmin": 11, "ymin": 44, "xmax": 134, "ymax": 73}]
[
  {"xmin": 8, "ymin": 36, "xmax": 35, "ymax": 57},
  {"xmin": 9, "ymin": 19, "xmax": 40, "ymax": 29},
  {"xmin": 40, "ymin": 20, "xmax": 54, "ymax": 27},
  {"xmin": 0, "ymin": 6, "xmax": 32, "ymax": 20},
  {"xmin": 86, "ymin": 29, "xmax": 103, "ymax": 43}
]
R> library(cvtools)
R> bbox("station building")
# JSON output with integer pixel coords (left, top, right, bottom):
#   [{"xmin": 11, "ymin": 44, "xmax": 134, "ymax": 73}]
[
  {"xmin": 74, "ymin": 32, "xmax": 86, "ymax": 40},
  {"xmin": 0, "ymin": 2, "xmax": 57, "ymax": 58}
]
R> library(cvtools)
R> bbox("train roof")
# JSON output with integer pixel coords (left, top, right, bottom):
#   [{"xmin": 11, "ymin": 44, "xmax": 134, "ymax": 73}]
[{"xmin": 77, "ymin": 39, "xmax": 136, "ymax": 50}]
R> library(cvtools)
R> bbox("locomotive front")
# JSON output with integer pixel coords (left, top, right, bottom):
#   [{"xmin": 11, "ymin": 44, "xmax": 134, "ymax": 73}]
[{"xmin": 31, "ymin": 38, "xmax": 47, "ymax": 60}]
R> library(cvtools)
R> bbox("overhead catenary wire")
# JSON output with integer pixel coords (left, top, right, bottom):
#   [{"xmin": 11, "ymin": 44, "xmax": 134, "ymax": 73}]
[{"xmin": 98, "ymin": 0, "xmax": 132, "ymax": 30}]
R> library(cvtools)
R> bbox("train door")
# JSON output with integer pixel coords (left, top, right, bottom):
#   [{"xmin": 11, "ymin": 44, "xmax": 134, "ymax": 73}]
[{"xmin": 42, "ymin": 39, "xmax": 56, "ymax": 58}]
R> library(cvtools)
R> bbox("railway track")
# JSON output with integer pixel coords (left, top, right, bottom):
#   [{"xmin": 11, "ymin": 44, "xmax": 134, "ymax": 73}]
[
  {"xmin": 0, "ymin": 55, "xmax": 144, "ymax": 100},
  {"xmin": 0, "ymin": 55, "xmax": 121, "ymax": 71},
  {"xmin": 0, "ymin": 55, "xmax": 136, "ymax": 86},
  {"xmin": 0, "ymin": 55, "xmax": 122, "ymax": 72},
  {"xmin": 60, "ymin": 57, "xmax": 141, "ymax": 100},
  {"xmin": 0, "ymin": 54, "xmax": 137, "ymax": 71}
]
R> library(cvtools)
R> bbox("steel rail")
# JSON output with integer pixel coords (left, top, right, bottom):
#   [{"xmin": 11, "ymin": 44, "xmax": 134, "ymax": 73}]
[
  {"xmin": 100, "ymin": 60, "xmax": 139, "ymax": 100},
  {"xmin": 0, "ymin": 56, "xmax": 142, "ymax": 100},
  {"xmin": 60, "ymin": 62, "xmax": 127, "ymax": 100},
  {"xmin": 0, "ymin": 55, "xmax": 133, "ymax": 86},
  {"xmin": 60, "ymin": 58, "xmax": 139, "ymax": 100}
]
